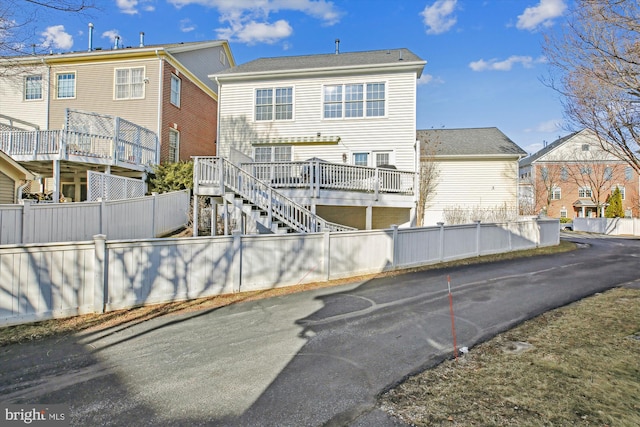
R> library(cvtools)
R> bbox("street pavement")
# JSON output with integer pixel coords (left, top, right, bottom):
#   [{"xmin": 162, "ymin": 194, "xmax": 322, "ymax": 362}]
[{"xmin": 1, "ymin": 233, "xmax": 639, "ymax": 426}]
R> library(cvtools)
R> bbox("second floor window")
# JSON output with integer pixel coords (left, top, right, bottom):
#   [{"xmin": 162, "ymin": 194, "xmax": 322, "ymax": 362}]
[
  {"xmin": 324, "ymin": 82, "xmax": 386, "ymax": 119},
  {"xmin": 171, "ymin": 74, "xmax": 181, "ymax": 107},
  {"xmin": 25, "ymin": 75, "xmax": 42, "ymax": 100},
  {"xmin": 578, "ymin": 186, "xmax": 592, "ymax": 198},
  {"xmin": 56, "ymin": 72, "xmax": 75, "ymax": 99},
  {"xmin": 115, "ymin": 67, "xmax": 144, "ymax": 100},
  {"xmin": 255, "ymin": 87, "xmax": 293, "ymax": 121},
  {"xmin": 551, "ymin": 187, "xmax": 561, "ymax": 200}
]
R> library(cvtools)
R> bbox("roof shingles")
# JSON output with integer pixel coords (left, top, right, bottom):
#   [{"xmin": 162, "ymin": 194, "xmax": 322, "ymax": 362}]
[{"xmin": 417, "ymin": 127, "xmax": 527, "ymax": 157}]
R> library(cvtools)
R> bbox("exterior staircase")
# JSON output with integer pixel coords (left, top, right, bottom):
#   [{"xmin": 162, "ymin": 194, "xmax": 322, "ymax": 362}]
[{"xmin": 194, "ymin": 157, "xmax": 356, "ymax": 234}]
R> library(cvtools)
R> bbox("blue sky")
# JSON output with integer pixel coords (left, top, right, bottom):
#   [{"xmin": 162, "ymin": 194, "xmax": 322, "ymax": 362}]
[{"xmin": 29, "ymin": 0, "xmax": 572, "ymax": 154}]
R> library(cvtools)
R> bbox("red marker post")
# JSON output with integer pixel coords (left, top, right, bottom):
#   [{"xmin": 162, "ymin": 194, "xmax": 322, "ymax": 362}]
[{"xmin": 447, "ymin": 275, "xmax": 458, "ymax": 361}]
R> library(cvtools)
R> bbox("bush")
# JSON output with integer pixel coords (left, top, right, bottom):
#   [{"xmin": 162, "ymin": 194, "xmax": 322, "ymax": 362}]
[{"xmin": 148, "ymin": 162, "xmax": 193, "ymax": 194}]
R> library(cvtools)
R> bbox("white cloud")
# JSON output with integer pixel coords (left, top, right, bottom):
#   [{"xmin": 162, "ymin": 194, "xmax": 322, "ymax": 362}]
[
  {"xmin": 218, "ymin": 19, "xmax": 293, "ymax": 44},
  {"xmin": 40, "ymin": 25, "xmax": 73, "ymax": 50},
  {"xmin": 421, "ymin": 0, "xmax": 457, "ymax": 35},
  {"xmin": 180, "ymin": 18, "xmax": 196, "ymax": 32},
  {"xmin": 516, "ymin": 0, "xmax": 566, "ymax": 31},
  {"xmin": 417, "ymin": 74, "xmax": 444, "ymax": 86},
  {"xmin": 102, "ymin": 30, "xmax": 122, "ymax": 46},
  {"xmin": 117, "ymin": 0, "xmax": 139, "ymax": 15},
  {"xmin": 525, "ymin": 119, "xmax": 563, "ymax": 133},
  {"xmin": 469, "ymin": 55, "xmax": 545, "ymax": 71},
  {"xmin": 116, "ymin": 0, "xmax": 155, "ymax": 15},
  {"xmin": 168, "ymin": 0, "xmax": 342, "ymax": 45}
]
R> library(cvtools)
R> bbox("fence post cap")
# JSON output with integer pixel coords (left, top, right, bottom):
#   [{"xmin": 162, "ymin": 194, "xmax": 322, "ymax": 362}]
[
  {"xmin": 93, "ymin": 234, "xmax": 107, "ymax": 240},
  {"xmin": 437, "ymin": 222, "xmax": 444, "ymax": 226}
]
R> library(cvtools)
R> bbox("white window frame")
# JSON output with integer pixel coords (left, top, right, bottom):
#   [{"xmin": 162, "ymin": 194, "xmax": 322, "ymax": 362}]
[
  {"xmin": 253, "ymin": 146, "xmax": 292, "ymax": 162},
  {"xmin": 168, "ymin": 129, "xmax": 179, "ymax": 163},
  {"xmin": 170, "ymin": 74, "xmax": 181, "ymax": 107},
  {"xmin": 353, "ymin": 152, "xmax": 369, "ymax": 167},
  {"xmin": 114, "ymin": 67, "xmax": 145, "ymax": 100},
  {"xmin": 56, "ymin": 71, "xmax": 76, "ymax": 99},
  {"xmin": 323, "ymin": 81, "xmax": 386, "ymax": 120},
  {"xmin": 374, "ymin": 151, "xmax": 394, "ymax": 167},
  {"xmin": 578, "ymin": 186, "xmax": 592, "ymax": 198},
  {"xmin": 612, "ymin": 184, "xmax": 625, "ymax": 200},
  {"xmin": 551, "ymin": 186, "xmax": 561, "ymax": 200},
  {"xmin": 24, "ymin": 75, "xmax": 43, "ymax": 101},
  {"xmin": 254, "ymin": 87, "xmax": 294, "ymax": 122}
]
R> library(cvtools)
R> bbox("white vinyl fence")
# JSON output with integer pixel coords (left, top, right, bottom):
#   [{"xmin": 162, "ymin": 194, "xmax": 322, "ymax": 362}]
[
  {"xmin": 0, "ymin": 219, "xmax": 559, "ymax": 326},
  {"xmin": 0, "ymin": 190, "xmax": 190, "ymax": 245},
  {"xmin": 573, "ymin": 217, "xmax": 640, "ymax": 236}
]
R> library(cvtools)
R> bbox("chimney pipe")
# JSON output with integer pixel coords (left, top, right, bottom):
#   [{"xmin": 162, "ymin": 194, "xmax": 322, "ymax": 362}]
[
  {"xmin": 139, "ymin": 32, "xmax": 145, "ymax": 47},
  {"xmin": 114, "ymin": 35, "xmax": 120, "ymax": 50},
  {"xmin": 335, "ymin": 38, "xmax": 340, "ymax": 55},
  {"xmin": 88, "ymin": 23, "xmax": 94, "ymax": 52}
]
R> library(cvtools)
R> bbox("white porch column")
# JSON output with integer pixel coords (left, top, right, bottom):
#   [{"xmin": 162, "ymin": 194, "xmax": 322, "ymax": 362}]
[
  {"xmin": 366, "ymin": 205, "xmax": 373, "ymax": 230},
  {"xmin": 52, "ymin": 160, "xmax": 60, "ymax": 203}
]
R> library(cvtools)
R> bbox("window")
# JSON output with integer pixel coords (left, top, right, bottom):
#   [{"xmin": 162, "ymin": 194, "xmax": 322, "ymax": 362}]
[
  {"xmin": 170, "ymin": 74, "xmax": 181, "ymax": 107},
  {"xmin": 253, "ymin": 146, "xmax": 292, "ymax": 162},
  {"xmin": 353, "ymin": 153, "xmax": 369, "ymax": 166},
  {"xmin": 24, "ymin": 75, "xmax": 42, "ymax": 100},
  {"xmin": 560, "ymin": 209, "xmax": 567, "ymax": 218},
  {"xmin": 580, "ymin": 166, "xmax": 592, "ymax": 175},
  {"xmin": 551, "ymin": 187, "xmax": 561, "ymax": 200},
  {"xmin": 255, "ymin": 87, "xmax": 293, "ymax": 121},
  {"xmin": 115, "ymin": 67, "xmax": 144, "ymax": 100},
  {"xmin": 625, "ymin": 167, "xmax": 633, "ymax": 181},
  {"xmin": 56, "ymin": 72, "xmax": 75, "ymax": 99},
  {"xmin": 561, "ymin": 167, "xmax": 568, "ymax": 181},
  {"xmin": 540, "ymin": 166, "xmax": 548, "ymax": 180},
  {"xmin": 375, "ymin": 151, "xmax": 391, "ymax": 166},
  {"xmin": 323, "ymin": 82, "xmax": 386, "ymax": 119},
  {"xmin": 612, "ymin": 185, "xmax": 626, "ymax": 200},
  {"xmin": 582, "ymin": 144, "xmax": 590, "ymax": 151},
  {"xmin": 366, "ymin": 83, "xmax": 385, "ymax": 117},
  {"xmin": 604, "ymin": 167, "xmax": 613, "ymax": 181},
  {"xmin": 168, "ymin": 129, "xmax": 179, "ymax": 163},
  {"xmin": 578, "ymin": 186, "xmax": 592, "ymax": 198}
]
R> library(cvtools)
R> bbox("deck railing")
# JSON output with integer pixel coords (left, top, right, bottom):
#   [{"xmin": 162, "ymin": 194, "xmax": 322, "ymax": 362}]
[
  {"xmin": 241, "ymin": 160, "xmax": 415, "ymax": 197},
  {"xmin": 194, "ymin": 157, "xmax": 355, "ymax": 233},
  {"xmin": 0, "ymin": 109, "xmax": 159, "ymax": 168}
]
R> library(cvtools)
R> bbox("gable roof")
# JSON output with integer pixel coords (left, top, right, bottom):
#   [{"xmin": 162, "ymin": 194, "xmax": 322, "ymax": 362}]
[
  {"xmin": 417, "ymin": 127, "xmax": 527, "ymax": 158},
  {"xmin": 0, "ymin": 150, "xmax": 36, "ymax": 180},
  {"xmin": 518, "ymin": 131, "xmax": 580, "ymax": 167},
  {"xmin": 212, "ymin": 48, "xmax": 426, "ymax": 81}
]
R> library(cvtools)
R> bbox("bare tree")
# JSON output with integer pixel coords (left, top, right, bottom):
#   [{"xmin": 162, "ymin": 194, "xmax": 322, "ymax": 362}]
[
  {"xmin": 417, "ymin": 136, "xmax": 440, "ymax": 226},
  {"xmin": 535, "ymin": 163, "xmax": 565, "ymax": 215},
  {"xmin": 563, "ymin": 147, "xmax": 626, "ymax": 217},
  {"xmin": 1, "ymin": 0, "xmax": 95, "ymax": 58},
  {"xmin": 544, "ymin": 0, "xmax": 640, "ymax": 172}
]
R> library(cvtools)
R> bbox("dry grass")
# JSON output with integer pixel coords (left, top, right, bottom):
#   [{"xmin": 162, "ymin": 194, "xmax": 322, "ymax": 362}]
[
  {"xmin": 381, "ymin": 287, "xmax": 640, "ymax": 426},
  {"xmin": 0, "ymin": 240, "xmax": 576, "ymax": 347}
]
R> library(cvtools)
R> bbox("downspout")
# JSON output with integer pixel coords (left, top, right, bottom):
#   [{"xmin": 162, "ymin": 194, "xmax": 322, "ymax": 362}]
[
  {"xmin": 155, "ymin": 49, "xmax": 163, "ymax": 165},
  {"xmin": 214, "ymin": 76, "xmax": 221, "ymax": 158}
]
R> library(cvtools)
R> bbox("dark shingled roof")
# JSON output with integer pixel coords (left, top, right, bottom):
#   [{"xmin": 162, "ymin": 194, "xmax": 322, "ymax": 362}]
[
  {"xmin": 214, "ymin": 48, "xmax": 425, "ymax": 76},
  {"xmin": 518, "ymin": 131, "xmax": 579, "ymax": 167},
  {"xmin": 417, "ymin": 127, "xmax": 527, "ymax": 158}
]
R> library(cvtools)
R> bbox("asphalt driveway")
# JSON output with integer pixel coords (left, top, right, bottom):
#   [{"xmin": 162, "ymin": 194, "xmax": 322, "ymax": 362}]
[{"xmin": 1, "ymin": 233, "xmax": 639, "ymax": 426}]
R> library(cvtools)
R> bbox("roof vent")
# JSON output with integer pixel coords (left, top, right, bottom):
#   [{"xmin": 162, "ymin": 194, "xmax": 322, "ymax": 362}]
[
  {"xmin": 399, "ymin": 50, "xmax": 403, "ymax": 61},
  {"xmin": 88, "ymin": 23, "xmax": 94, "ymax": 52},
  {"xmin": 114, "ymin": 36, "xmax": 120, "ymax": 50},
  {"xmin": 335, "ymin": 38, "xmax": 340, "ymax": 55},
  {"xmin": 139, "ymin": 31, "xmax": 145, "ymax": 48}
]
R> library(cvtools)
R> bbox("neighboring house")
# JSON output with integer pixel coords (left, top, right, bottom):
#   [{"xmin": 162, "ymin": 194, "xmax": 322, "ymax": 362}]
[
  {"xmin": 0, "ymin": 36, "xmax": 234, "ymax": 201},
  {"xmin": 0, "ymin": 149, "xmax": 36, "ymax": 204},
  {"xmin": 519, "ymin": 129, "xmax": 639, "ymax": 219},
  {"xmin": 201, "ymin": 48, "xmax": 427, "ymax": 230},
  {"xmin": 417, "ymin": 127, "xmax": 527, "ymax": 226}
]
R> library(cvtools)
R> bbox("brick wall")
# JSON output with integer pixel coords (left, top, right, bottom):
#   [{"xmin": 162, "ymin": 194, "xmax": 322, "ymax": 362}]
[{"xmin": 160, "ymin": 62, "xmax": 218, "ymax": 162}]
